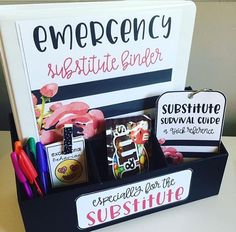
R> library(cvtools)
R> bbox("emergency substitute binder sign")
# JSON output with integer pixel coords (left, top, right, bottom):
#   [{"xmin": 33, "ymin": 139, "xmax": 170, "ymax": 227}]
[
  {"xmin": 75, "ymin": 169, "xmax": 192, "ymax": 229},
  {"xmin": 0, "ymin": 0, "xmax": 195, "ymax": 147}
]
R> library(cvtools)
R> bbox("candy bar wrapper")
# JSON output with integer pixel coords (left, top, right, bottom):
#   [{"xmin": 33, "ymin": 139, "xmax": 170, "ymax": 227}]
[{"xmin": 106, "ymin": 115, "xmax": 152, "ymax": 179}]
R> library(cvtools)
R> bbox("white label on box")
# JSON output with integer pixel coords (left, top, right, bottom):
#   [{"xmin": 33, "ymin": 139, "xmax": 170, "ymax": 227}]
[
  {"xmin": 45, "ymin": 137, "xmax": 88, "ymax": 188},
  {"xmin": 75, "ymin": 169, "xmax": 192, "ymax": 229}
]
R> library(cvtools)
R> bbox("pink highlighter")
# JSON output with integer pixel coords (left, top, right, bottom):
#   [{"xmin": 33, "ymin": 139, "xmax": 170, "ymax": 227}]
[{"xmin": 10, "ymin": 152, "xmax": 33, "ymax": 199}]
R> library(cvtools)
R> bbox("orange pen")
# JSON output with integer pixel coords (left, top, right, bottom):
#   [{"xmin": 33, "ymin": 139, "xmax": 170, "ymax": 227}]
[{"xmin": 14, "ymin": 141, "xmax": 43, "ymax": 197}]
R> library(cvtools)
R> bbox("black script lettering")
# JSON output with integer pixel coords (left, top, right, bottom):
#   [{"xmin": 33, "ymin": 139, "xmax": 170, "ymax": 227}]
[
  {"xmin": 198, "ymin": 117, "xmax": 220, "ymax": 124},
  {"xmin": 90, "ymin": 21, "xmax": 104, "ymax": 46},
  {"xmin": 161, "ymin": 117, "xmax": 194, "ymax": 124},
  {"xmin": 162, "ymin": 177, "xmax": 175, "ymax": 188},
  {"xmin": 170, "ymin": 127, "xmax": 186, "ymax": 135},
  {"xmin": 149, "ymin": 15, "xmax": 160, "ymax": 39},
  {"xmin": 75, "ymin": 23, "xmax": 88, "ymax": 48},
  {"xmin": 33, "ymin": 15, "xmax": 172, "ymax": 51},
  {"xmin": 187, "ymin": 126, "xmax": 214, "ymax": 135},
  {"xmin": 162, "ymin": 16, "xmax": 171, "ymax": 38},
  {"xmin": 121, "ymin": 19, "xmax": 132, "ymax": 43},
  {"xmin": 162, "ymin": 103, "xmax": 221, "ymax": 114},
  {"xmin": 49, "ymin": 24, "xmax": 73, "ymax": 49},
  {"xmin": 33, "ymin": 26, "xmax": 47, "ymax": 52},
  {"xmin": 133, "ymin": 18, "xmax": 145, "ymax": 41},
  {"xmin": 145, "ymin": 181, "xmax": 161, "ymax": 194},
  {"xmin": 106, "ymin": 19, "xmax": 118, "ymax": 44}
]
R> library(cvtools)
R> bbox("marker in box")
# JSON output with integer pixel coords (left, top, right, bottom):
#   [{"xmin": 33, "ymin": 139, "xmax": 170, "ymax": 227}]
[
  {"xmin": 10, "ymin": 151, "xmax": 33, "ymax": 199},
  {"xmin": 36, "ymin": 142, "xmax": 50, "ymax": 194}
]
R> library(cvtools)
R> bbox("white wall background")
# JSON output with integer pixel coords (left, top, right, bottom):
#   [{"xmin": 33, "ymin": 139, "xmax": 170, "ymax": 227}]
[
  {"xmin": 0, "ymin": 1, "xmax": 235, "ymax": 135},
  {"xmin": 187, "ymin": 1, "xmax": 236, "ymax": 136}
]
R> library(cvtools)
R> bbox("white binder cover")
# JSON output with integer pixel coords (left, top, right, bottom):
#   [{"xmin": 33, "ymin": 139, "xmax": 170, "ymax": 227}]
[{"xmin": 0, "ymin": 1, "xmax": 196, "ymax": 142}]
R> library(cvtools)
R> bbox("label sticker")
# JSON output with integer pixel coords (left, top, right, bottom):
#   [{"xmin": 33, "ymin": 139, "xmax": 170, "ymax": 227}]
[
  {"xmin": 63, "ymin": 124, "xmax": 73, "ymax": 154},
  {"xmin": 45, "ymin": 137, "xmax": 88, "ymax": 188},
  {"xmin": 155, "ymin": 90, "xmax": 226, "ymax": 153},
  {"xmin": 75, "ymin": 169, "xmax": 192, "ymax": 229}
]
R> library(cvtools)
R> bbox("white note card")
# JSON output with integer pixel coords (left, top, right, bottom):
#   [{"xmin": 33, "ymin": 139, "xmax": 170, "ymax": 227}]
[{"xmin": 155, "ymin": 90, "xmax": 226, "ymax": 154}]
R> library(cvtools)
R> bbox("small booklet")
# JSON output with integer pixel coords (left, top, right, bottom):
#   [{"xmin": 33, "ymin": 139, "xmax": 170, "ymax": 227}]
[
  {"xmin": 155, "ymin": 90, "xmax": 226, "ymax": 155},
  {"xmin": 45, "ymin": 137, "xmax": 88, "ymax": 188}
]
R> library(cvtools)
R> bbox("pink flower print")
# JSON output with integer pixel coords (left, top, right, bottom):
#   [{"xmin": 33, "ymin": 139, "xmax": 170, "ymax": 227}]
[
  {"xmin": 40, "ymin": 130, "xmax": 62, "ymax": 145},
  {"xmin": 163, "ymin": 147, "xmax": 177, "ymax": 154},
  {"xmin": 38, "ymin": 98, "xmax": 105, "ymax": 143},
  {"xmin": 34, "ymin": 108, "xmax": 41, "ymax": 118},
  {"xmin": 44, "ymin": 102, "xmax": 89, "ymax": 129},
  {"xmin": 50, "ymin": 102, "xmax": 63, "ymax": 112},
  {"xmin": 40, "ymin": 83, "xmax": 58, "ymax": 98},
  {"xmin": 88, "ymin": 109, "xmax": 105, "ymax": 134},
  {"xmin": 158, "ymin": 138, "xmax": 183, "ymax": 164},
  {"xmin": 162, "ymin": 146, "xmax": 183, "ymax": 165},
  {"xmin": 158, "ymin": 138, "xmax": 166, "ymax": 145},
  {"xmin": 32, "ymin": 93, "xmax": 37, "ymax": 106},
  {"xmin": 73, "ymin": 114, "xmax": 96, "ymax": 139},
  {"xmin": 38, "ymin": 83, "xmax": 59, "ymax": 130}
]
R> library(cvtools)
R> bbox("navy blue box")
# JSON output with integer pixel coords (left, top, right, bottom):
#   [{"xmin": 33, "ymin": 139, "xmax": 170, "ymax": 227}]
[{"xmin": 10, "ymin": 116, "xmax": 228, "ymax": 232}]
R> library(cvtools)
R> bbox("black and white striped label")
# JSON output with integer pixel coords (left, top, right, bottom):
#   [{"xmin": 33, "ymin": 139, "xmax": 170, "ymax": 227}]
[{"xmin": 63, "ymin": 124, "xmax": 73, "ymax": 154}]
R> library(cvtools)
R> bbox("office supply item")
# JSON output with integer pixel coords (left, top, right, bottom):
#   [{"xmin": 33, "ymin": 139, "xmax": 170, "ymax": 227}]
[
  {"xmin": 45, "ymin": 137, "xmax": 88, "ymax": 188},
  {"xmin": 14, "ymin": 141, "xmax": 23, "ymax": 154},
  {"xmin": 36, "ymin": 142, "xmax": 49, "ymax": 194},
  {"xmin": 0, "ymin": 1, "xmax": 196, "ymax": 143},
  {"xmin": 63, "ymin": 124, "xmax": 73, "ymax": 154},
  {"xmin": 0, "ymin": 1, "xmax": 230, "ymax": 231},
  {"xmin": 1, "ymin": 129, "xmax": 231, "ymax": 232},
  {"xmin": 16, "ymin": 148, "xmax": 43, "ymax": 197},
  {"xmin": 155, "ymin": 90, "xmax": 226, "ymax": 155},
  {"xmin": 24, "ymin": 143, "xmax": 36, "ymax": 167},
  {"xmin": 10, "ymin": 151, "xmax": 33, "ymax": 199},
  {"xmin": 27, "ymin": 137, "xmax": 36, "ymax": 161}
]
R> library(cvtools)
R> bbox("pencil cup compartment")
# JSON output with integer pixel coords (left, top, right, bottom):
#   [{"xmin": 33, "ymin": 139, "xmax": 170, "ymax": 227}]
[
  {"xmin": 149, "ymin": 132, "xmax": 167, "ymax": 170},
  {"xmin": 10, "ymin": 116, "xmax": 229, "ymax": 232},
  {"xmin": 85, "ymin": 132, "xmax": 167, "ymax": 182},
  {"xmin": 85, "ymin": 132, "xmax": 108, "ymax": 183}
]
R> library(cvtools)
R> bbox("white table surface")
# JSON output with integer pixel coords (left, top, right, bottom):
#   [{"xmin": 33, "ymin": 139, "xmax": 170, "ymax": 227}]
[{"xmin": 0, "ymin": 131, "xmax": 235, "ymax": 232}]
